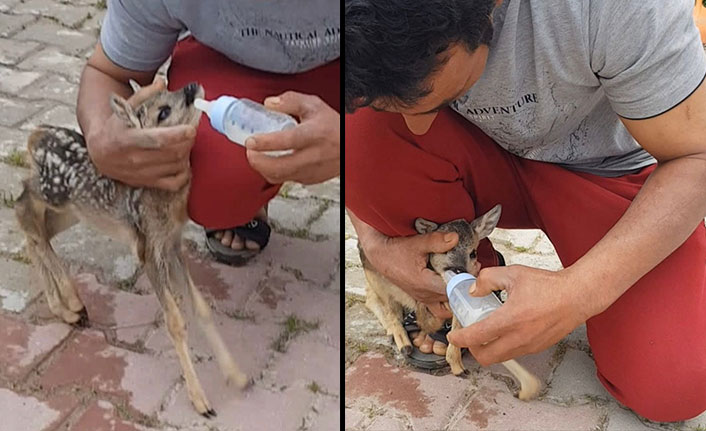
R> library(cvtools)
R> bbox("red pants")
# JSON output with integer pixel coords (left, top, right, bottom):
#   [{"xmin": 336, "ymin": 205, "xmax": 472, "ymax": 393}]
[
  {"xmin": 345, "ymin": 108, "xmax": 706, "ymax": 422},
  {"xmin": 168, "ymin": 37, "xmax": 340, "ymax": 229}
]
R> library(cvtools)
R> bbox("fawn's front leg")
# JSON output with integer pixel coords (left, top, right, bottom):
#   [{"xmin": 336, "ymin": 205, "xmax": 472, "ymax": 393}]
[
  {"xmin": 364, "ymin": 286, "xmax": 413, "ymax": 355},
  {"xmin": 144, "ymin": 245, "xmax": 215, "ymax": 418},
  {"xmin": 446, "ymin": 316, "xmax": 466, "ymax": 376}
]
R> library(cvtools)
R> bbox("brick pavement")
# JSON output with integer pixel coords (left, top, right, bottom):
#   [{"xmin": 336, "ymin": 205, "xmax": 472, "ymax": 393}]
[
  {"xmin": 345, "ymin": 213, "xmax": 706, "ymax": 431},
  {"xmin": 0, "ymin": 1, "xmax": 340, "ymax": 430}
]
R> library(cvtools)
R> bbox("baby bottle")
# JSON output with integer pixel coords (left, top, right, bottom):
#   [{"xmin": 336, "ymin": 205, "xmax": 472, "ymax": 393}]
[
  {"xmin": 194, "ymin": 96, "xmax": 297, "ymax": 157},
  {"xmin": 445, "ymin": 271, "xmax": 502, "ymax": 327}
]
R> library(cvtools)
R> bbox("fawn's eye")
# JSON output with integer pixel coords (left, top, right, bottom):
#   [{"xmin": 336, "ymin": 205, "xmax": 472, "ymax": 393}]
[
  {"xmin": 469, "ymin": 250, "xmax": 477, "ymax": 259},
  {"xmin": 157, "ymin": 105, "xmax": 171, "ymax": 123}
]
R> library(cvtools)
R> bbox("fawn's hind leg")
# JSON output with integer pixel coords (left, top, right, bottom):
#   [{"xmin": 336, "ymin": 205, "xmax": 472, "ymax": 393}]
[
  {"xmin": 143, "ymin": 242, "xmax": 215, "ymax": 418},
  {"xmin": 362, "ymin": 278, "xmax": 412, "ymax": 354},
  {"xmin": 15, "ymin": 188, "xmax": 84, "ymax": 323},
  {"xmin": 169, "ymin": 245, "xmax": 248, "ymax": 389}
]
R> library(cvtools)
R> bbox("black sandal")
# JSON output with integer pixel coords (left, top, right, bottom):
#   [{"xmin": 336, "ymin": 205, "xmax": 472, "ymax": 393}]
[
  {"xmin": 205, "ymin": 218, "xmax": 271, "ymax": 266},
  {"xmin": 401, "ymin": 311, "xmax": 451, "ymax": 370}
]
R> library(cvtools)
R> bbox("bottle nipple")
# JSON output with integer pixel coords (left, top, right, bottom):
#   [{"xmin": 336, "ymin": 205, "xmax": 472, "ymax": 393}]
[{"xmin": 194, "ymin": 98, "xmax": 211, "ymax": 113}]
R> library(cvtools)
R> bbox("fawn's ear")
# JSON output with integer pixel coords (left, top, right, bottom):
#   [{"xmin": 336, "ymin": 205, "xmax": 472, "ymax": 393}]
[
  {"xmin": 470, "ymin": 204, "xmax": 502, "ymax": 239},
  {"xmin": 109, "ymin": 93, "xmax": 140, "ymax": 127},
  {"xmin": 128, "ymin": 79, "xmax": 142, "ymax": 93},
  {"xmin": 414, "ymin": 218, "xmax": 439, "ymax": 234}
]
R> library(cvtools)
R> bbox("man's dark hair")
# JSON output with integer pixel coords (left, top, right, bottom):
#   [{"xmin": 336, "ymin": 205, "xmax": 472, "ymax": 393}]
[{"xmin": 345, "ymin": 0, "xmax": 495, "ymax": 113}]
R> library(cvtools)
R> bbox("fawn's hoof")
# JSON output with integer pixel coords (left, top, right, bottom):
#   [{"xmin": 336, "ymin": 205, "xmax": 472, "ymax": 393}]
[
  {"xmin": 71, "ymin": 308, "xmax": 90, "ymax": 328},
  {"xmin": 201, "ymin": 408, "xmax": 217, "ymax": 419},
  {"xmin": 401, "ymin": 345, "xmax": 413, "ymax": 356}
]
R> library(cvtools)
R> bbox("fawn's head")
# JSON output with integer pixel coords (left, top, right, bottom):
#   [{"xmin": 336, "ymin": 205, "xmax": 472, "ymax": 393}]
[
  {"xmin": 414, "ymin": 204, "xmax": 502, "ymax": 282},
  {"xmin": 109, "ymin": 81, "xmax": 204, "ymax": 129}
]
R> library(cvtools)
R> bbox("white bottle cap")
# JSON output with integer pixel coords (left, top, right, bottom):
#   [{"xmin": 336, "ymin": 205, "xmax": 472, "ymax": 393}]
[{"xmin": 446, "ymin": 272, "xmax": 476, "ymax": 298}]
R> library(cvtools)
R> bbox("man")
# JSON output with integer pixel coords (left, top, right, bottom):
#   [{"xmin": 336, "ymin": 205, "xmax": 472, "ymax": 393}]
[
  {"xmin": 78, "ymin": 0, "xmax": 340, "ymax": 265},
  {"xmin": 346, "ymin": 0, "xmax": 706, "ymax": 422}
]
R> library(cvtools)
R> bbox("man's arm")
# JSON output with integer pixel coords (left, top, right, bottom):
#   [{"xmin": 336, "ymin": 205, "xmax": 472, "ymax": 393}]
[
  {"xmin": 447, "ymin": 79, "xmax": 706, "ymax": 365},
  {"xmin": 78, "ymin": 42, "xmax": 196, "ymax": 191}
]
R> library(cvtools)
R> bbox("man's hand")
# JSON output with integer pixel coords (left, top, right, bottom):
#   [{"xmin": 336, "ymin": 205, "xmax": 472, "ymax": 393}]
[
  {"xmin": 447, "ymin": 265, "xmax": 593, "ymax": 365},
  {"xmin": 85, "ymin": 77, "xmax": 197, "ymax": 191},
  {"xmin": 245, "ymin": 91, "xmax": 339, "ymax": 184},
  {"xmin": 365, "ymin": 230, "xmax": 459, "ymax": 319}
]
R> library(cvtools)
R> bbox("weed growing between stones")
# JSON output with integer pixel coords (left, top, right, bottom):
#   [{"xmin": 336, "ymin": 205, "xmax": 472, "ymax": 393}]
[{"xmin": 271, "ymin": 314, "xmax": 320, "ymax": 353}]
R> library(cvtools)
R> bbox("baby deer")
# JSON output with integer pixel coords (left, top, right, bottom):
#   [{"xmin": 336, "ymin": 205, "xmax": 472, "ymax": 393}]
[
  {"xmin": 14, "ymin": 81, "xmax": 247, "ymax": 417},
  {"xmin": 360, "ymin": 205, "xmax": 541, "ymax": 400}
]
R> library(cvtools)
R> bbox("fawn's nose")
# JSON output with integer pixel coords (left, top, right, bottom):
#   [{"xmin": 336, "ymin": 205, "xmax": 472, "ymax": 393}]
[{"xmin": 184, "ymin": 82, "xmax": 198, "ymax": 106}]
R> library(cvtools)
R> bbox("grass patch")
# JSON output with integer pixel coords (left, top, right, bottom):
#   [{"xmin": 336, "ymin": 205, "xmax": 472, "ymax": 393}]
[
  {"xmin": 1, "ymin": 150, "xmax": 29, "ymax": 168},
  {"xmin": 306, "ymin": 381, "xmax": 321, "ymax": 394},
  {"xmin": 271, "ymin": 314, "xmax": 320, "ymax": 353},
  {"xmin": 115, "ymin": 272, "xmax": 139, "ymax": 293},
  {"xmin": 345, "ymin": 294, "xmax": 364, "ymax": 308},
  {"xmin": 96, "ymin": 0, "xmax": 107, "ymax": 9},
  {"xmin": 224, "ymin": 309, "xmax": 256, "ymax": 322},
  {"xmin": 0, "ymin": 190, "xmax": 15, "ymax": 209},
  {"xmin": 7, "ymin": 251, "xmax": 31, "ymax": 264},
  {"xmin": 513, "ymin": 245, "xmax": 531, "ymax": 253}
]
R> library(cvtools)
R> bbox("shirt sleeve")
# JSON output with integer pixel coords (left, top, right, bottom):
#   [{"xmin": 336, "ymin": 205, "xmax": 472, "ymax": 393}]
[
  {"xmin": 100, "ymin": 0, "xmax": 184, "ymax": 72},
  {"xmin": 590, "ymin": 0, "xmax": 706, "ymax": 119}
]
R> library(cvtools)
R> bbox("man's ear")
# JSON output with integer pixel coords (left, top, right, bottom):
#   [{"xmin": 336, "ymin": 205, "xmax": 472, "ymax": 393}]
[
  {"xmin": 414, "ymin": 218, "xmax": 439, "ymax": 234},
  {"xmin": 470, "ymin": 204, "xmax": 502, "ymax": 239},
  {"xmin": 109, "ymin": 93, "xmax": 140, "ymax": 127}
]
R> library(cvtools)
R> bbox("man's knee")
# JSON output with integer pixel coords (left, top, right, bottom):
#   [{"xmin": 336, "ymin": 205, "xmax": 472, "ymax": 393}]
[{"xmin": 598, "ymin": 360, "xmax": 706, "ymax": 422}]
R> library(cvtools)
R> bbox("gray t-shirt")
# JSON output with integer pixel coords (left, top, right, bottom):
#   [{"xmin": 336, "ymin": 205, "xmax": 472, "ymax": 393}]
[
  {"xmin": 451, "ymin": 0, "xmax": 706, "ymax": 176},
  {"xmin": 100, "ymin": 0, "xmax": 340, "ymax": 74}
]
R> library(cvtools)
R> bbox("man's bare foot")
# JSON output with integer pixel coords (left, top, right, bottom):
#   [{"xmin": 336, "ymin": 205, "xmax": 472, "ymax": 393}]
[
  {"xmin": 213, "ymin": 207, "xmax": 267, "ymax": 251},
  {"xmin": 410, "ymin": 331, "xmax": 447, "ymax": 355}
]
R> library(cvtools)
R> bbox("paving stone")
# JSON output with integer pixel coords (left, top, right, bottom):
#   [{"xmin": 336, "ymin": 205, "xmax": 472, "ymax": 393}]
[
  {"xmin": 269, "ymin": 332, "xmax": 340, "ymax": 395},
  {"xmin": 260, "ymin": 233, "xmax": 339, "ymax": 288},
  {"xmin": 448, "ymin": 377, "xmax": 605, "ymax": 430},
  {"xmin": 0, "ymin": 126, "xmax": 29, "ymax": 157},
  {"xmin": 20, "ymin": 103, "xmax": 79, "ymax": 131},
  {"xmin": 160, "ymin": 379, "xmax": 315, "ymax": 431},
  {"xmin": 308, "ymin": 203, "xmax": 340, "ymax": 239},
  {"xmin": 0, "ymin": 65, "xmax": 43, "ymax": 93},
  {"xmin": 344, "ymin": 405, "xmax": 368, "ymax": 431},
  {"xmin": 565, "ymin": 323, "xmax": 590, "ymax": 351},
  {"xmin": 50, "ymin": 223, "xmax": 135, "ymax": 286},
  {"xmin": 309, "ymin": 397, "xmax": 341, "ymax": 431},
  {"xmin": 0, "ymin": 12, "xmax": 35, "ymax": 37},
  {"xmin": 0, "ymin": 1, "xmax": 20, "ymax": 14},
  {"xmin": 40, "ymin": 330, "xmax": 180, "ymax": 416},
  {"xmin": 0, "ymin": 388, "xmax": 78, "ymax": 431},
  {"xmin": 301, "ymin": 177, "xmax": 341, "ymax": 202},
  {"xmin": 0, "ymin": 38, "xmax": 39, "ymax": 65},
  {"xmin": 684, "ymin": 410, "xmax": 706, "ymax": 428},
  {"xmin": 0, "ymin": 162, "xmax": 28, "ymax": 197},
  {"xmin": 345, "ymin": 237, "xmax": 361, "ymax": 267},
  {"xmin": 0, "ymin": 96, "xmax": 46, "ymax": 127},
  {"xmin": 493, "ymin": 239, "xmax": 563, "ymax": 270},
  {"xmin": 344, "ymin": 212, "xmax": 355, "ymax": 238},
  {"xmin": 13, "ymin": 0, "xmax": 95, "ymax": 28},
  {"xmin": 239, "ymin": 269, "xmax": 340, "ymax": 344},
  {"xmin": 79, "ymin": 7, "xmax": 105, "ymax": 33},
  {"xmin": 21, "ymin": 74, "xmax": 78, "ymax": 105},
  {"xmin": 605, "ymin": 402, "xmax": 653, "ymax": 431},
  {"xmin": 74, "ymin": 273, "xmax": 160, "ymax": 345},
  {"xmin": 17, "ymin": 46, "xmax": 85, "ymax": 83},
  {"xmin": 14, "ymin": 19, "xmax": 96, "ymax": 55},
  {"xmin": 345, "ymin": 353, "xmax": 470, "ymax": 430},
  {"xmin": 0, "ymin": 314, "xmax": 70, "ymax": 380},
  {"xmin": 70, "ymin": 400, "xmax": 162, "ymax": 431},
  {"xmin": 547, "ymin": 348, "xmax": 611, "ymax": 402},
  {"xmin": 0, "ymin": 207, "xmax": 25, "ymax": 254},
  {"xmin": 268, "ymin": 196, "xmax": 322, "ymax": 236},
  {"xmin": 0, "ymin": 256, "xmax": 41, "ymax": 312},
  {"xmin": 345, "ymin": 265, "xmax": 366, "ymax": 298},
  {"xmin": 490, "ymin": 228, "xmax": 543, "ymax": 251},
  {"xmin": 487, "ymin": 344, "xmax": 558, "ymax": 392},
  {"xmin": 144, "ymin": 309, "xmax": 279, "ymax": 379}
]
